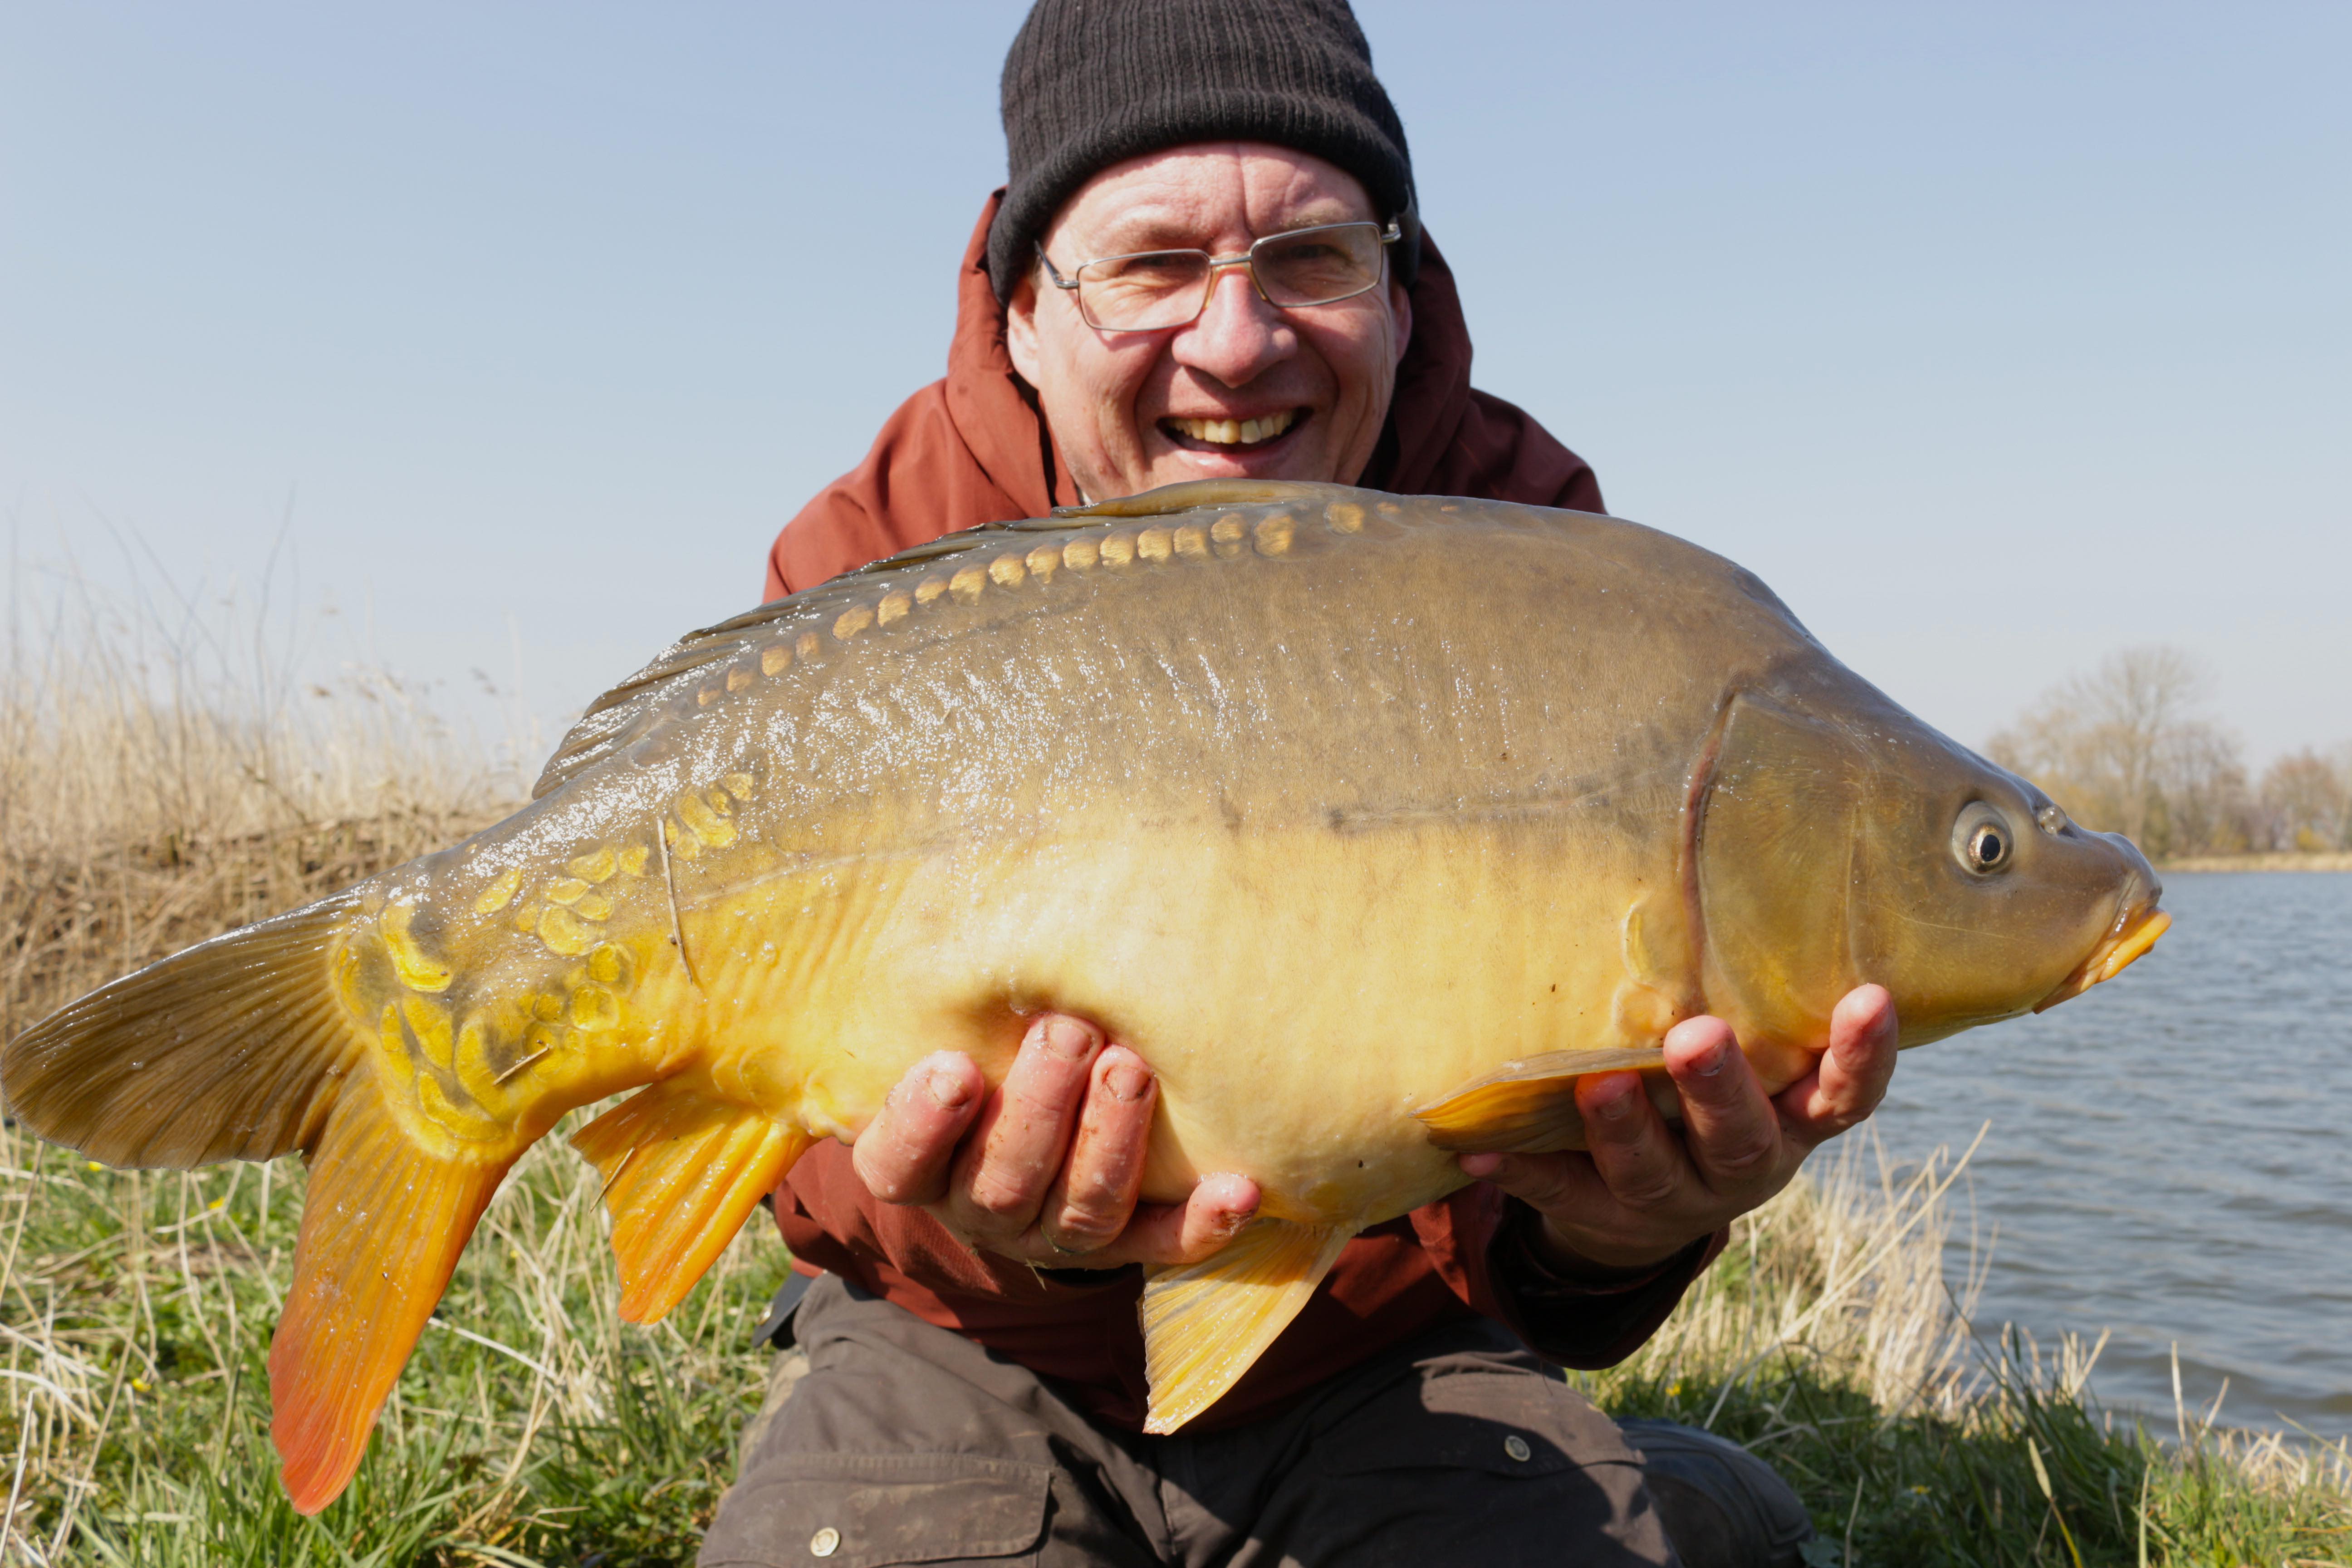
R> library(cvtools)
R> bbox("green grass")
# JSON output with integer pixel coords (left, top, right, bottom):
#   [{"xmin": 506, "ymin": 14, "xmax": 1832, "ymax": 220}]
[
  {"xmin": 0, "ymin": 1128, "xmax": 791, "ymax": 1565},
  {"xmin": 1580, "ymin": 1142, "xmax": 2352, "ymax": 1566},
  {"xmin": 2, "ymin": 1123, "xmax": 2343, "ymax": 1565}
]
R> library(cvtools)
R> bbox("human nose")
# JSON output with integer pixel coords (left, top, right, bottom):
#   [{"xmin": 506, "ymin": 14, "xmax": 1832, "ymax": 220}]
[{"xmin": 1169, "ymin": 262, "xmax": 1294, "ymax": 387}]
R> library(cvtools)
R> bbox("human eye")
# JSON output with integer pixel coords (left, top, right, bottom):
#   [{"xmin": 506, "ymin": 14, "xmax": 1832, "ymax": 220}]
[
  {"xmin": 1258, "ymin": 229, "xmax": 1374, "ymax": 299},
  {"xmin": 1093, "ymin": 250, "xmax": 1200, "ymax": 288}
]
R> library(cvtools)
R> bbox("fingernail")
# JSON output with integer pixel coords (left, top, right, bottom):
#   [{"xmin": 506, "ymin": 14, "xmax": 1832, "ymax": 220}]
[
  {"xmin": 1204, "ymin": 1174, "xmax": 1259, "ymax": 1224},
  {"xmin": 1592, "ymin": 1080, "xmax": 1637, "ymax": 1120},
  {"xmin": 927, "ymin": 1068, "xmax": 970, "ymax": 1110},
  {"xmin": 1459, "ymin": 1153, "xmax": 1503, "ymax": 1180},
  {"xmin": 1105, "ymin": 1061, "xmax": 1152, "ymax": 1102},
  {"xmin": 1692, "ymin": 1041, "xmax": 1728, "ymax": 1078},
  {"xmin": 1040, "ymin": 1016, "xmax": 1096, "ymax": 1061}
]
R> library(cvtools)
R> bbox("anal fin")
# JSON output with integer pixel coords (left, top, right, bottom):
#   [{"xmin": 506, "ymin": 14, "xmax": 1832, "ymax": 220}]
[
  {"xmin": 1413, "ymin": 1046, "xmax": 1667, "ymax": 1154},
  {"xmin": 1140, "ymin": 1217, "xmax": 1355, "ymax": 1435},
  {"xmin": 270, "ymin": 1089, "xmax": 513, "ymax": 1515},
  {"xmin": 570, "ymin": 1082, "xmax": 809, "ymax": 1323}
]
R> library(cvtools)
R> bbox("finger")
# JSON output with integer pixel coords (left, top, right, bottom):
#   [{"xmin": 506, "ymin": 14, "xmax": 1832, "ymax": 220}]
[
  {"xmin": 1456, "ymin": 1148, "xmax": 1610, "ymax": 1218},
  {"xmin": 1661, "ymin": 1015, "xmax": 1788, "ymax": 1197},
  {"xmin": 1575, "ymin": 1070, "xmax": 1691, "ymax": 1215},
  {"xmin": 1037, "ymin": 1046, "xmax": 1156, "ymax": 1255},
  {"xmin": 942, "ymin": 1014, "xmax": 1103, "ymax": 1244},
  {"xmin": 1076, "ymin": 1172, "xmax": 1261, "ymax": 1268},
  {"xmin": 1779, "ymin": 984, "xmax": 1899, "ymax": 1143},
  {"xmin": 851, "ymin": 1052, "xmax": 984, "ymax": 1206}
]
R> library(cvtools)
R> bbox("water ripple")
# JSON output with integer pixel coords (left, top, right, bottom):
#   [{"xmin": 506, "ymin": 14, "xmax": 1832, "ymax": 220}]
[{"xmin": 1871, "ymin": 872, "xmax": 2352, "ymax": 1439}]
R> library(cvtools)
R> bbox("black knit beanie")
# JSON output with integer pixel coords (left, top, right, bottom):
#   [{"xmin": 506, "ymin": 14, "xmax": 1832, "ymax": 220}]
[{"xmin": 988, "ymin": 0, "xmax": 1418, "ymax": 302}]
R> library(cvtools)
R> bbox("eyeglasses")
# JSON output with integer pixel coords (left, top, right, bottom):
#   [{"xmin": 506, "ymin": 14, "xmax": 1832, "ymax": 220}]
[{"xmin": 1038, "ymin": 219, "xmax": 1401, "ymax": 333}]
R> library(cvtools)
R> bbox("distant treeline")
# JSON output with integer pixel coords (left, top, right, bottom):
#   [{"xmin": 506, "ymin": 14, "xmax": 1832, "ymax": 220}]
[{"xmin": 1986, "ymin": 646, "xmax": 2350, "ymax": 862}]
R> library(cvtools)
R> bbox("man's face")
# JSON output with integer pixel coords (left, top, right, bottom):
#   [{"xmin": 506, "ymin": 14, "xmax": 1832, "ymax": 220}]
[{"xmin": 1005, "ymin": 142, "xmax": 1412, "ymax": 503}]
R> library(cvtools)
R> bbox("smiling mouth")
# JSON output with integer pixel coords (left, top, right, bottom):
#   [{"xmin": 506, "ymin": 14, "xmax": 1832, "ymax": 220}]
[{"xmin": 1162, "ymin": 408, "xmax": 1303, "ymax": 451}]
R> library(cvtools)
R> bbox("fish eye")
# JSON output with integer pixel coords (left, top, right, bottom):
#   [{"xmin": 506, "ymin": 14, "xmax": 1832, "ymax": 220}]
[
  {"xmin": 2036, "ymin": 803, "xmax": 2070, "ymax": 835},
  {"xmin": 1952, "ymin": 802, "xmax": 2015, "ymax": 875}
]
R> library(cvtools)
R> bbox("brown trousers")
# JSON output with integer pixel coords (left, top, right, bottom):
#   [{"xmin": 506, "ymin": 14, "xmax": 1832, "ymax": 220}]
[{"xmin": 701, "ymin": 1275, "xmax": 1678, "ymax": 1568}]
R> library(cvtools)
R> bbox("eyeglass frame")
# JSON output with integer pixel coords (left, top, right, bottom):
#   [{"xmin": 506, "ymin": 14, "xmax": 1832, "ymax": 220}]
[{"xmin": 1035, "ymin": 219, "xmax": 1405, "ymax": 332}]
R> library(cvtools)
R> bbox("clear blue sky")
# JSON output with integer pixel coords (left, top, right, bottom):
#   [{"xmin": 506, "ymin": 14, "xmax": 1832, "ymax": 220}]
[{"xmin": 3, "ymin": 3, "xmax": 2344, "ymax": 766}]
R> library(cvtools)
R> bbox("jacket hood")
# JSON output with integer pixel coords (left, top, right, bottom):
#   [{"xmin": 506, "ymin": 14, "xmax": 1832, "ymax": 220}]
[{"xmin": 765, "ymin": 191, "xmax": 1598, "ymax": 597}]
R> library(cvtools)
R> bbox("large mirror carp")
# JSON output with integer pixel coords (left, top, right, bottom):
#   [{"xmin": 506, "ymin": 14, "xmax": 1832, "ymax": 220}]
[{"xmin": 1, "ymin": 480, "xmax": 2169, "ymax": 1511}]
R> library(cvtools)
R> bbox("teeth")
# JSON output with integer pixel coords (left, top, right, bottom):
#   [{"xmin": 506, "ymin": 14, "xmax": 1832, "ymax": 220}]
[{"xmin": 1173, "ymin": 409, "xmax": 1295, "ymax": 445}]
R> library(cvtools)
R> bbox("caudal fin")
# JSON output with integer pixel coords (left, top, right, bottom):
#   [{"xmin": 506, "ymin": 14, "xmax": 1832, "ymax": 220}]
[
  {"xmin": 270, "ymin": 1090, "xmax": 511, "ymax": 1513},
  {"xmin": 1, "ymin": 890, "xmax": 517, "ymax": 1515},
  {"xmin": 1, "ymin": 892, "xmax": 368, "ymax": 1168}
]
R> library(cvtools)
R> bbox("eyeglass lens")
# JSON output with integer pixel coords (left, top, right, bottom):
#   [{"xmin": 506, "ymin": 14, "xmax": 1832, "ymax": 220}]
[{"xmin": 1073, "ymin": 222, "xmax": 1388, "ymax": 332}]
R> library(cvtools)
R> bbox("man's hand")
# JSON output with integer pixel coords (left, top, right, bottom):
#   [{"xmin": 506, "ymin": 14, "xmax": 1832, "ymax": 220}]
[
  {"xmin": 1460, "ymin": 985, "xmax": 1899, "ymax": 1275},
  {"xmin": 851, "ymin": 1014, "xmax": 1260, "ymax": 1269}
]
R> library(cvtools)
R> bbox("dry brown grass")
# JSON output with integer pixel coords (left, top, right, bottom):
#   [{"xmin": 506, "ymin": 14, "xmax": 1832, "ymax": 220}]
[
  {"xmin": 0, "ymin": 571, "xmax": 517, "ymax": 1041},
  {"xmin": 2159, "ymin": 852, "xmax": 2352, "ymax": 873},
  {"xmin": 0, "ymin": 571, "xmax": 790, "ymax": 1562}
]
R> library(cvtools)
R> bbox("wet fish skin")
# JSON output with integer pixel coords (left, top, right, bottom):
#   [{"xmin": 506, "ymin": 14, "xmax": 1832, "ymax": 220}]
[{"xmin": 0, "ymin": 479, "xmax": 2165, "ymax": 1512}]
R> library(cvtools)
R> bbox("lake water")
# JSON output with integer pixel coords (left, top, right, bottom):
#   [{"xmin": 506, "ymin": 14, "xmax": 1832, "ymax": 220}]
[{"xmin": 1872, "ymin": 872, "xmax": 2352, "ymax": 1440}]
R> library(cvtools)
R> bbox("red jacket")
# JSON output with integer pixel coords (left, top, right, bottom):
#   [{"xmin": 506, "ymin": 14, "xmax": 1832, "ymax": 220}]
[{"xmin": 764, "ymin": 193, "xmax": 1714, "ymax": 1432}]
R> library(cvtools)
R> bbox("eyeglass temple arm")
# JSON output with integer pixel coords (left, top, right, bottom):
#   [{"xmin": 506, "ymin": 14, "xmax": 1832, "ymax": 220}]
[{"xmin": 1035, "ymin": 246, "xmax": 1081, "ymax": 291}]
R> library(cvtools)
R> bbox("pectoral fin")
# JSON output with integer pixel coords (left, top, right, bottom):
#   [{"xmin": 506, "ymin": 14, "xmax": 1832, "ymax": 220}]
[
  {"xmin": 571, "ymin": 1082, "xmax": 810, "ymax": 1323},
  {"xmin": 1413, "ymin": 1046, "xmax": 1667, "ymax": 1153},
  {"xmin": 1139, "ymin": 1217, "xmax": 1355, "ymax": 1435}
]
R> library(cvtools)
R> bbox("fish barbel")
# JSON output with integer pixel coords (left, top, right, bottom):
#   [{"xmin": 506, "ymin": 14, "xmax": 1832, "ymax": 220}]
[{"xmin": 0, "ymin": 480, "xmax": 2167, "ymax": 1511}]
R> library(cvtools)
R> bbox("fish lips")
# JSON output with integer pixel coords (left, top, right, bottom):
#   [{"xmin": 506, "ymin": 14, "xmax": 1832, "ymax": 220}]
[{"xmin": 2032, "ymin": 894, "xmax": 2171, "ymax": 1013}]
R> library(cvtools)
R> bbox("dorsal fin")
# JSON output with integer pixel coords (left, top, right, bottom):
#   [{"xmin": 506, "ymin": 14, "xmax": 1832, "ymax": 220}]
[
  {"xmin": 530, "ymin": 478, "xmax": 1391, "ymax": 800},
  {"xmin": 530, "ymin": 519, "xmax": 1071, "ymax": 799}
]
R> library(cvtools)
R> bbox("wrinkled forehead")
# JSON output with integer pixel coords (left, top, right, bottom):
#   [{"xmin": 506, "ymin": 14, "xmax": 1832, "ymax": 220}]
[{"xmin": 1047, "ymin": 142, "xmax": 1377, "ymax": 258}]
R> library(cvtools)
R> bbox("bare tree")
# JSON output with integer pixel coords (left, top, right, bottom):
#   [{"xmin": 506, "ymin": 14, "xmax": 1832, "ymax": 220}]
[
  {"xmin": 1985, "ymin": 646, "xmax": 2253, "ymax": 859},
  {"xmin": 2259, "ymin": 748, "xmax": 2352, "ymax": 851}
]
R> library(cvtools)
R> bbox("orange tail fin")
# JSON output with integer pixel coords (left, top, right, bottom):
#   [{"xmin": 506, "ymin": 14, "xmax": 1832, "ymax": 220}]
[
  {"xmin": 570, "ymin": 1081, "xmax": 808, "ymax": 1323},
  {"xmin": 269, "ymin": 1092, "xmax": 512, "ymax": 1515}
]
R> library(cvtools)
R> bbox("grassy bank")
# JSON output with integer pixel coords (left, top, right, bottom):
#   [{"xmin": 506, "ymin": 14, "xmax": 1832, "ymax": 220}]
[
  {"xmin": 5, "ymin": 1124, "xmax": 2344, "ymax": 1564},
  {"xmin": 1589, "ymin": 1141, "xmax": 2352, "ymax": 1565},
  {"xmin": 2159, "ymin": 852, "xmax": 2352, "ymax": 873},
  {"xmin": 2, "ymin": 584, "xmax": 2345, "ymax": 1563}
]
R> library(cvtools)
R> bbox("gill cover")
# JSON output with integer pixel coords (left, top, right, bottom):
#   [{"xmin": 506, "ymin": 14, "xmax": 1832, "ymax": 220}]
[{"xmin": 1693, "ymin": 693, "xmax": 1868, "ymax": 1054}]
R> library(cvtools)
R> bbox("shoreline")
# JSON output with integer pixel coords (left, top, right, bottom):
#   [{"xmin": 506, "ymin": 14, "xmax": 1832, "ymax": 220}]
[{"xmin": 2158, "ymin": 852, "xmax": 2352, "ymax": 872}]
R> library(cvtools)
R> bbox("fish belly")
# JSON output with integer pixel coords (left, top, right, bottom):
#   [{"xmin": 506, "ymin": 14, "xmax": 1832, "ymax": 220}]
[{"xmin": 714, "ymin": 816, "xmax": 1676, "ymax": 1231}]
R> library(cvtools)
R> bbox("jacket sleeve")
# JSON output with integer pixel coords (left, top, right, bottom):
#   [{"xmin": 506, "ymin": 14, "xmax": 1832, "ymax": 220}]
[{"xmin": 1410, "ymin": 1186, "xmax": 1724, "ymax": 1369}]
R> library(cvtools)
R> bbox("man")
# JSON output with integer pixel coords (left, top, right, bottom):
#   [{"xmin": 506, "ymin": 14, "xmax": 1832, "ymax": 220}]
[{"xmin": 705, "ymin": 5, "xmax": 1891, "ymax": 1563}]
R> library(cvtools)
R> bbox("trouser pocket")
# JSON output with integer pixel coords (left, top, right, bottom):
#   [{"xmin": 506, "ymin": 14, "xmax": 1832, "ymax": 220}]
[{"xmin": 699, "ymin": 1452, "xmax": 1052, "ymax": 1568}]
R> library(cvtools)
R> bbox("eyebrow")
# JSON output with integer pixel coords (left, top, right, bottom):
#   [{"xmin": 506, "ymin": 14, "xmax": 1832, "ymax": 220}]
[{"xmin": 1078, "ymin": 202, "xmax": 1368, "ymax": 256}]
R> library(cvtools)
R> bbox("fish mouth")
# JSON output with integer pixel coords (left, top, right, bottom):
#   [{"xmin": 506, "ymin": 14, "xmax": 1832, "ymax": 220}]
[{"xmin": 2032, "ymin": 902, "xmax": 2171, "ymax": 1013}]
